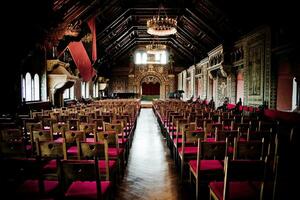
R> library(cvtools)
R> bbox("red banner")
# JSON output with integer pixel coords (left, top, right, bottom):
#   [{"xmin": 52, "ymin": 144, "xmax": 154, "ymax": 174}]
[
  {"xmin": 87, "ymin": 17, "xmax": 97, "ymax": 63},
  {"xmin": 68, "ymin": 41, "xmax": 96, "ymax": 81}
]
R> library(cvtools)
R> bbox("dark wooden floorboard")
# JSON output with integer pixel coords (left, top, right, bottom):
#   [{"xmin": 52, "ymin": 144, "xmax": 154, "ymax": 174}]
[{"xmin": 115, "ymin": 108, "xmax": 193, "ymax": 200}]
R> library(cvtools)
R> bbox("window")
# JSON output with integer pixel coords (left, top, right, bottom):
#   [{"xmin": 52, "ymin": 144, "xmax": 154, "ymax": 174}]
[
  {"xmin": 160, "ymin": 51, "xmax": 167, "ymax": 64},
  {"xmin": 33, "ymin": 74, "xmax": 40, "ymax": 100},
  {"xmin": 134, "ymin": 50, "xmax": 168, "ymax": 65},
  {"xmin": 25, "ymin": 73, "xmax": 32, "ymax": 101},
  {"xmin": 292, "ymin": 77, "xmax": 297, "ymax": 111},
  {"xmin": 81, "ymin": 82, "xmax": 90, "ymax": 98},
  {"xmin": 21, "ymin": 73, "xmax": 41, "ymax": 102},
  {"xmin": 93, "ymin": 83, "xmax": 99, "ymax": 97},
  {"xmin": 21, "ymin": 76, "xmax": 25, "ymax": 101},
  {"xmin": 86, "ymin": 83, "xmax": 89, "ymax": 98},
  {"xmin": 63, "ymin": 86, "xmax": 74, "ymax": 99},
  {"xmin": 141, "ymin": 52, "xmax": 147, "ymax": 64},
  {"xmin": 135, "ymin": 52, "xmax": 142, "ymax": 64},
  {"xmin": 70, "ymin": 86, "xmax": 74, "ymax": 99},
  {"xmin": 81, "ymin": 82, "xmax": 86, "ymax": 98}
]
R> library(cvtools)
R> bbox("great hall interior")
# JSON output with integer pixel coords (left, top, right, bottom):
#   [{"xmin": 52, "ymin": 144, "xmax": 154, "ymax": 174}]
[{"xmin": 0, "ymin": 0, "xmax": 299, "ymax": 199}]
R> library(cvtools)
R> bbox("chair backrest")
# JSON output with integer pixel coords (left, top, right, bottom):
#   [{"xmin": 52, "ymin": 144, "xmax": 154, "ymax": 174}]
[
  {"xmin": 63, "ymin": 130, "xmax": 85, "ymax": 144},
  {"xmin": 223, "ymin": 156, "xmax": 267, "ymax": 200},
  {"xmin": 77, "ymin": 141, "xmax": 109, "ymax": 180},
  {"xmin": 233, "ymin": 138, "xmax": 264, "ymax": 160},
  {"xmin": 200, "ymin": 139, "xmax": 228, "ymax": 160},
  {"xmin": 58, "ymin": 158, "xmax": 101, "ymax": 198},
  {"xmin": 51, "ymin": 122, "xmax": 68, "ymax": 135},
  {"xmin": 31, "ymin": 129, "xmax": 53, "ymax": 144},
  {"xmin": 36, "ymin": 139, "xmax": 67, "ymax": 159}
]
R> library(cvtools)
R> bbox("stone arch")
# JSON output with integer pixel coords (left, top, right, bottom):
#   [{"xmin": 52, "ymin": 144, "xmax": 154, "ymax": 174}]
[{"xmin": 135, "ymin": 71, "xmax": 168, "ymax": 99}]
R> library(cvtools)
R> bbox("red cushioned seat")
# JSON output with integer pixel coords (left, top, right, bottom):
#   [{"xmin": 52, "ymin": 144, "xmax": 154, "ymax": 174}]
[
  {"xmin": 65, "ymin": 181, "xmax": 111, "ymax": 199},
  {"xmin": 67, "ymin": 146, "xmax": 78, "ymax": 155},
  {"xmin": 205, "ymin": 138, "xmax": 215, "ymax": 142},
  {"xmin": 178, "ymin": 146, "xmax": 198, "ymax": 155},
  {"xmin": 189, "ymin": 160, "xmax": 223, "ymax": 173},
  {"xmin": 98, "ymin": 160, "xmax": 117, "ymax": 173},
  {"xmin": 54, "ymin": 137, "xmax": 64, "ymax": 142},
  {"xmin": 26, "ymin": 144, "xmax": 32, "ymax": 151},
  {"xmin": 86, "ymin": 138, "xmax": 95, "ymax": 142},
  {"xmin": 209, "ymin": 181, "xmax": 261, "ymax": 200},
  {"xmin": 43, "ymin": 159, "xmax": 57, "ymax": 172},
  {"xmin": 118, "ymin": 138, "xmax": 128, "ymax": 144},
  {"xmin": 228, "ymin": 146, "xmax": 234, "ymax": 154},
  {"xmin": 107, "ymin": 147, "xmax": 125, "ymax": 157}
]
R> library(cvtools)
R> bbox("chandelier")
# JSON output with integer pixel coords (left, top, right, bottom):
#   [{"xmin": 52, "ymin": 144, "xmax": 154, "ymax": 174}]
[{"xmin": 146, "ymin": 5, "xmax": 177, "ymax": 36}]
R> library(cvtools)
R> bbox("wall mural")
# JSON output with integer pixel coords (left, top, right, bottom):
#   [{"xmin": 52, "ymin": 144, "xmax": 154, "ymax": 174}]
[
  {"xmin": 248, "ymin": 44, "xmax": 263, "ymax": 95},
  {"xmin": 110, "ymin": 78, "xmax": 128, "ymax": 93},
  {"xmin": 245, "ymin": 27, "xmax": 271, "ymax": 107}
]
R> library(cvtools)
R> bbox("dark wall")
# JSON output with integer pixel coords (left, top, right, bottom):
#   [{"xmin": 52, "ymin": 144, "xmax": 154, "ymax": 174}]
[{"xmin": 1, "ymin": 0, "xmax": 52, "ymax": 114}]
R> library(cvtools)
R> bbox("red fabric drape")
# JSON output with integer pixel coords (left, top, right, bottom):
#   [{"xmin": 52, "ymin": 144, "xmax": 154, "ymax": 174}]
[
  {"xmin": 142, "ymin": 83, "xmax": 160, "ymax": 95},
  {"xmin": 87, "ymin": 17, "xmax": 97, "ymax": 62},
  {"xmin": 68, "ymin": 41, "xmax": 96, "ymax": 81}
]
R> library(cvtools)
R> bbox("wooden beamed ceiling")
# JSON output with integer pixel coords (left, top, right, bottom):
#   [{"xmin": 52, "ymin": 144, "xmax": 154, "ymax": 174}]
[
  {"xmin": 48, "ymin": 0, "xmax": 269, "ymax": 69},
  {"xmin": 94, "ymin": 4, "xmax": 235, "ymax": 67}
]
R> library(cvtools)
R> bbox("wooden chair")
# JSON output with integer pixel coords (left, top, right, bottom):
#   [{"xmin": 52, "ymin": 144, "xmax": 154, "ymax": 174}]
[
  {"xmin": 1, "ymin": 157, "xmax": 59, "ymax": 199},
  {"xmin": 209, "ymin": 156, "xmax": 268, "ymax": 200},
  {"xmin": 189, "ymin": 138, "xmax": 228, "ymax": 199},
  {"xmin": 233, "ymin": 138, "xmax": 264, "ymax": 160},
  {"xmin": 178, "ymin": 123, "xmax": 201, "ymax": 182},
  {"xmin": 77, "ymin": 140, "xmax": 117, "ymax": 184},
  {"xmin": 58, "ymin": 158, "xmax": 112, "ymax": 200},
  {"xmin": 63, "ymin": 130, "xmax": 86, "ymax": 159},
  {"xmin": 96, "ymin": 129, "xmax": 125, "ymax": 178},
  {"xmin": 35, "ymin": 139, "xmax": 67, "ymax": 179}
]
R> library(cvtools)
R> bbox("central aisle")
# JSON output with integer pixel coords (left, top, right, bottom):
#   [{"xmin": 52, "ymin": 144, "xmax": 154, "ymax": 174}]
[{"xmin": 115, "ymin": 108, "xmax": 190, "ymax": 200}]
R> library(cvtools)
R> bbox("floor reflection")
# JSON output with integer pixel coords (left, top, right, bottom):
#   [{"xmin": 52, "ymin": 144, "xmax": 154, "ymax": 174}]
[{"xmin": 115, "ymin": 108, "xmax": 191, "ymax": 200}]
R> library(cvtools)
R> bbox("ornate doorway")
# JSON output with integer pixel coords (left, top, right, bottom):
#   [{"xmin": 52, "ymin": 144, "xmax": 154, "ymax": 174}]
[{"xmin": 141, "ymin": 75, "xmax": 161, "ymax": 100}]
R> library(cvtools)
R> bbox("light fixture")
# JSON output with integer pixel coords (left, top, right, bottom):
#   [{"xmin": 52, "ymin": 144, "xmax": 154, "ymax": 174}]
[
  {"xmin": 146, "ymin": 36, "xmax": 167, "ymax": 54},
  {"xmin": 146, "ymin": 5, "xmax": 177, "ymax": 36},
  {"xmin": 146, "ymin": 43, "xmax": 166, "ymax": 54}
]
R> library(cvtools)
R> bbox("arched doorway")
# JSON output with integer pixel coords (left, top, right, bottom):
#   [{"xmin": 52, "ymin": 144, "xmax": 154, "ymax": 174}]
[
  {"xmin": 142, "ymin": 82, "xmax": 160, "ymax": 95},
  {"xmin": 141, "ymin": 75, "xmax": 161, "ymax": 101}
]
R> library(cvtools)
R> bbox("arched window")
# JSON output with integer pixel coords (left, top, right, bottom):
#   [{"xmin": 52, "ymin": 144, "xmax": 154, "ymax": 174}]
[
  {"xmin": 63, "ymin": 88, "xmax": 70, "ymax": 99},
  {"xmin": 135, "ymin": 52, "xmax": 142, "ymax": 64},
  {"xmin": 142, "ymin": 52, "xmax": 147, "ymax": 64},
  {"xmin": 33, "ymin": 74, "xmax": 40, "ymax": 100},
  {"xmin": 292, "ymin": 77, "xmax": 297, "ymax": 111},
  {"xmin": 70, "ymin": 86, "xmax": 74, "ymax": 99},
  {"xmin": 21, "ymin": 75, "xmax": 25, "ymax": 101},
  {"xmin": 93, "ymin": 83, "xmax": 99, "ymax": 97},
  {"xmin": 86, "ymin": 83, "xmax": 90, "ymax": 98},
  {"xmin": 25, "ymin": 73, "xmax": 32, "ymax": 101},
  {"xmin": 160, "ymin": 51, "xmax": 167, "ymax": 64},
  {"xmin": 81, "ymin": 82, "xmax": 86, "ymax": 98},
  {"xmin": 63, "ymin": 86, "xmax": 74, "ymax": 99}
]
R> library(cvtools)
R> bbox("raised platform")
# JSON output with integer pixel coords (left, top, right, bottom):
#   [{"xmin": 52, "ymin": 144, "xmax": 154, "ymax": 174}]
[{"xmin": 141, "ymin": 100, "xmax": 153, "ymax": 108}]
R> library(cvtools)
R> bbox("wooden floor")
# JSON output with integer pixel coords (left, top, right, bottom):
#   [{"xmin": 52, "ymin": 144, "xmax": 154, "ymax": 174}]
[{"xmin": 115, "ymin": 108, "xmax": 193, "ymax": 200}]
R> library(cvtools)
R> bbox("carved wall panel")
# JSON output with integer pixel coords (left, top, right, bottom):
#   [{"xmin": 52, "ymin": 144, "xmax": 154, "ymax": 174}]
[
  {"xmin": 244, "ymin": 27, "xmax": 271, "ymax": 107},
  {"xmin": 110, "ymin": 78, "xmax": 128, "ymax": 93},
  {"xmin": 217, "ymin": 77, "xmax": 227, "ymax": 106}
]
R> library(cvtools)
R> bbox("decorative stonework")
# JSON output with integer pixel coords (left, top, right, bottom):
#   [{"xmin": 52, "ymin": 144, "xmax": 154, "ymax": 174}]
[
  {"xmin": 244, "ymin": 27, "xmax": 271, "ymax": 107},
  {"xmin": 128, "ymin": 64, "xmax": 173, "ymax": 100},
  {"xmin": 110, "ymin": 78, "xmax": 128, "ymax": 93},
  {"xmin": 141, "ymin": 76, "xmax": 160, "ymax": 84}
]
